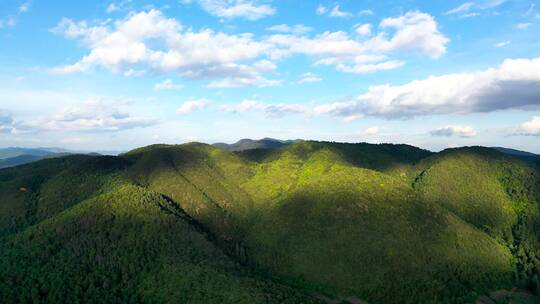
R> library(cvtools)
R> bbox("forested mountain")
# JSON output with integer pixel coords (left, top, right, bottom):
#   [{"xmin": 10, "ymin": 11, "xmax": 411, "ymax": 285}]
[{"xmin": 1, "ymin": 141, "xmax": 539, "ymax": 303}]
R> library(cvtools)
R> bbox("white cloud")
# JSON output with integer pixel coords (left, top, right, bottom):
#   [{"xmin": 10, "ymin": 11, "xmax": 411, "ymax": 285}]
[
  {"xmin": 123, "ymin": 69, "xmax": 145, "ymax": 77},
  {"xmin": 316, "ymin": 56, "xmax": 540, "ymax": 119},
  {"xmin": 329, "ymin": 5, "xmax": 352, "ymax": 18},
  {"xmin": 106, "ymin": 3, "xmax": 119, "ymax": 13},
  {"xmin": 477, "ymin": 0, "xmax": 506, "ymax": 9},
  {"xmin": 177, "ymin": 99, "xmax": 211, "ymax": 114},
  {"xmin": 195, "ymin": 0, "xmax": 275, "ymax": 20},
  {"xmin": 19, "ymin": 2, "xmax": 31, "ymax": 13},
  {"xmin": 355, "ymin": 23, "xmax": 372, "ymax": 36},
  {"xmin": 298, "ymin": 73, "xmax": 322, "ymax": 84},
  {"xmin": 268, "ymin": 11, "xmax": 448, "ymax": 74},
  {"xmin": 203, "ymin": 60, "xmax": 280, "ymax": 88},
  {"xmin": 219, "ymin": 99, "xmax": 308, "ymax": 118},
  {"xmin": 445, "ymin": 1, "xmax": 506, "ymax": 17},
  {"xmin": 461, "ymin": 12, "xmax": 480, "ymax": 18},
  {"xmin": 495, "ymin": 41, "xmax": 510, "ymax": 47},
  {"xmin": 7, "ymin": 17, "xmax": 16, "ymax": 27},
  {"xmin": 358, "ymin": 9, "xmax": 374, "ymax": 16},
  {"xmin": 515, "ymin": 116, "xmax": 540, "ymax": 136},
  {"xmin": 363, "ymin": 127, "xmax": 379, "ymax": 135},
  {"xmin": 50, "ymin": 10, "xmax": 278, "ymax": 87},
  {"xmin": 106, "ymin": 0, "xmax": 132, "ymax": 13},
  {"xmin": 516, "ymin": 22, "xmax": 532, "ymax": 30},
  {"xmin": 154, "ymin": 79, "xmax": 183, "ymax": 90},
  {"xmin": 26, "ymin": 98, "xmax": 156, "ymax": 132},
  {"xmin": 334, "ymin": 60, "xmax": 405, "ymax": 74},
  {"xmin": 445, "ymin": 2, "xmax": 474, "ymax": 15},
  {"xmin": 219, "ymin": 99, "xmax": 264, "ymax": 113},
  {"xmin": 316, "ymin": 4, "xmax": 327, "ymax": 15},
  {"xmin": 267, "ymin": 24, "xmax": 312, "ymax": 34},
  {"xmin": 377, "ymin": 11, "xmax": 449, "ymax": 58},
  {"xmin": 430, "ymin": 125, "xmax": 477, "ymax": 137},
  {"xmin": 51, "ymin": 10, "xmax": 448, "ymax": 82}
]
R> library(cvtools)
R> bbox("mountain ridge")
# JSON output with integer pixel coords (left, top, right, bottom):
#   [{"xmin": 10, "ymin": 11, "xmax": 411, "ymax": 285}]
[{"xmin": 1, "ymin": 141, "xmax": 539, "ymax": 303}]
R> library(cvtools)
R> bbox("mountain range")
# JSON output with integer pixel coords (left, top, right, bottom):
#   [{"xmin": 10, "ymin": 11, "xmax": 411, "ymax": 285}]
[{"xmin": 1, "ymin": 140, "xmax": 540, "ymax": 303}]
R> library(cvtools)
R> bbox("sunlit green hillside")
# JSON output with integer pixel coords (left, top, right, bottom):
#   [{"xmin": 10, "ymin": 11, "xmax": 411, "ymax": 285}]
[{"xmin": 1, "ymin": 141, "xmax": 539, "ymax": 303}]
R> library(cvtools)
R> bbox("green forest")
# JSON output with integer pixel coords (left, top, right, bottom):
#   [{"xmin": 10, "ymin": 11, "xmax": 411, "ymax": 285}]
[{"xmin": 1, "ymin": 141, "xmax": 540, "ymax": 303}]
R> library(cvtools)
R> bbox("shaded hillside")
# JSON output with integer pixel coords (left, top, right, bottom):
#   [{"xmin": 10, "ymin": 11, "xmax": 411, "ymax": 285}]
[
  {"xmin": 0, "ymin": 183, "xmax": 320, "ymax": 303},
  {"xmin": 0, "ymin": 154, "xmax": 42, "ymax": 169},
  {"xmin": 1, "ymin": 141, "xmax": 540, "ymax": 303},
  {"xmin": 494, "ymin": 147, "xmax": 540, "ymax": 164}
]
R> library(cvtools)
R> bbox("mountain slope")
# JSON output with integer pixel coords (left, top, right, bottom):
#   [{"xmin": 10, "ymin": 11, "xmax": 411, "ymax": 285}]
[
  {"xmin": 1, "ymin": 141, "xmax": 540, "ymax": 303},
  {"xmin": 0, "ymin": 183, "xmax": 320, "ymax": 303},
  {"xmin": 121, "ymin": 142, "xmax": 527, "ymax": 303}
]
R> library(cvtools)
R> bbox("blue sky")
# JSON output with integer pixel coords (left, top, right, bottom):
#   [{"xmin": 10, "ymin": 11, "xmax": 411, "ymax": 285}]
[{"xmin": 1, "ymin": 0, "xmax": 539, "ymax": 152}]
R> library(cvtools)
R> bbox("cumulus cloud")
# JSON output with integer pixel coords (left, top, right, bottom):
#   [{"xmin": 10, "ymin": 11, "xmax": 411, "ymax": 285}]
[
  {"xmin": 516, "ymin": 23, "xmax": 532, "ymax": 30},
  {"xmin": 268, "ymin": 11, "xmax": 448, "ymax": 74},
  {"xmin": 495, "ymin": 41, "xmax": 510, "ymax": 48},
  {"xmin": 363, "ymin": 127, "xmax": 380, "ymax": 135},
  {"xmin": 316, "ymin": 56, "xmax": 540, "ymax": 119},
  {"xmin": 430, "ymin": 125, "xmax": 477, "ymax": 137},
  {"xmin": 316, "ymin": 5, "xmax": 327, "ymax": 15},
  {"xmin": 177, "ymin": 99, "xmax": 211, "ymax": 114},
  {"xmin": 25, "ymin": 98, "xmax": 157, "ymax": 132},
  {"xmin": 219, "ymin": 99, "xmax": 308, "ymax": 118},
  {"xmin": 106, "ymin": 3, "xmax": 120, "ymax": 13},
  {"xmin": 266, "ymin": 24, "xmax": 312, "ymax": 34},
  {"xmin": 154, "ymin": 79, "xmax": 183, "ymax": 90},
  {"xmin": 19, "ymin": 2, "xmax": 31, "ymax": 13},
  {"xmin": 355, "ymin": 23, "xmax": 372, "ymax": 36},
  {"xmin": 51, "ymin": 9, "xmax": 448, "ymax": 82},
  {"xmin": 205, "ymin": 55, "xmax": 540, "ymax": 121},
  {"xmin": 195, "ymin": 0, "xmax": 275, "ymax": 20},
  {"xmin": 316, "ymin": 4, "xmax": 355, "ymax": 18},
  {"xmin": 105, "ymin": 0, "xmax": 132, "ymax": 13},
  {"xmin": 297, "ymin": 73, "xmax": 322, "ymax": 84},
  {"xmin": 329, "ymin": 5, "xmax": 352, "ymax": 18},
  {"xmin": 515, "ymin": 116, "xmax": 540, "ymax": 136},
  {"xmin": 50, "ymin": 10, "xmax": 279, "ymax": 87}
]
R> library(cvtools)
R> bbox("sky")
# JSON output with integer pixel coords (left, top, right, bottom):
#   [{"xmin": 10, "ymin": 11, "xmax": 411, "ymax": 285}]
[{"xmin": 1, "ymin": 0, "xmax": 540, "ymax": 153}]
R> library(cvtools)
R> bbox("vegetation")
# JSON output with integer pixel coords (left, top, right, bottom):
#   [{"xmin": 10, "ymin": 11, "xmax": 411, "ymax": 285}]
[{"xmin": 1, "ymin": 141, "xmax": 540, "ymax": 303}]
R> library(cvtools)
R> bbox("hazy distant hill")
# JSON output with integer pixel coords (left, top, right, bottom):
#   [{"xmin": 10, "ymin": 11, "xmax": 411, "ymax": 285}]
[
  {"xmin": 0, "ymin": 147, "xmax": 122, "ymax": 169},
  {"xmin": 1, "ymin": 141, "xmax": 539, "ymax": 303},
  {"xmin": 0, "ymin": 147, "xmax": 58, "ymax": 159},
  {"xmin": 213, "ymin": 137, "xmax": 302, "ymax": 151},
  {"xmin": 0, "ymin": 154, "xmax": 43, "ymax": 169},
  {"xmin": 493, "ymin": 147, "xmax": 540, "ymax": 163}
]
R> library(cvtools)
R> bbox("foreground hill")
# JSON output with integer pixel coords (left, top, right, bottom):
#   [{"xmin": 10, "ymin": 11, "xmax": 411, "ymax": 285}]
[{"xmin": 1, "ymin": 141, "xmax": 540, "ymax": 303}]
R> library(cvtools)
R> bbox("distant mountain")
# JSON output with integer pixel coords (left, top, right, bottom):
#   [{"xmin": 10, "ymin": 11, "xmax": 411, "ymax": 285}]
[
  {"xmin": 0, "ymin": 154, "xmax": 43, "ymax": 169},
  {"xmin": 0, "ymin": 147, "xmax": 120, "ymax": 169},
  {"xmin": 493, "ymin": 147, "xmax": 540, "ymax": 162},
  {"xmin": 213, "ymin": 137, "xmax": 302, "ymax": 151},
  {"xmin": 0, "ymin": 147, "xmax": 56, "ymax": 159}
]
